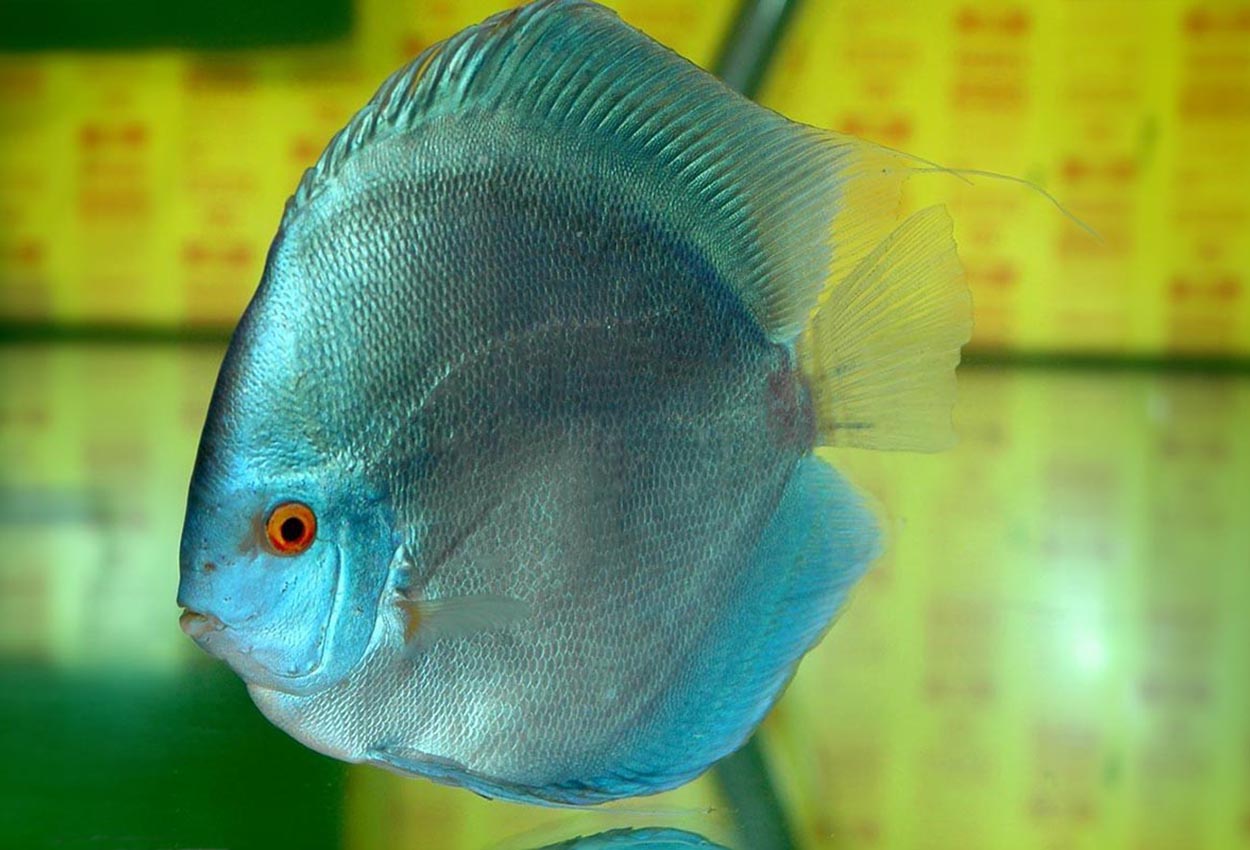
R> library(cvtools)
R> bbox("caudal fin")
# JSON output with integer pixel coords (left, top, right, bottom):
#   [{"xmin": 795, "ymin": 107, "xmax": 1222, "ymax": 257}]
[{"xmin": 798, "ymin": 205, "xmax": 973, "ymax": 452}]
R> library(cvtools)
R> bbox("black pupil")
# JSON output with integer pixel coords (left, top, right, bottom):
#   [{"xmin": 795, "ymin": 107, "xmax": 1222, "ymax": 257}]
[{"xmin": 279, "ymin": 516, "xmax": 306, "ymax": 544}]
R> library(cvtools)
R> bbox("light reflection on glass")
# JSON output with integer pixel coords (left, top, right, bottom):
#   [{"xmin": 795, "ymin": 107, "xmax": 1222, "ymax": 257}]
[{"xmin": 1, "ymin": 345, "xmax": 1247, "ymax": 849}]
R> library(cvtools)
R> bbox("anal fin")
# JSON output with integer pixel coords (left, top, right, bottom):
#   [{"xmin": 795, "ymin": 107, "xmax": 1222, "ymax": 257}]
[{"xmin": 570, "ymin": 454, "xmax": 879, "ymax": 798}]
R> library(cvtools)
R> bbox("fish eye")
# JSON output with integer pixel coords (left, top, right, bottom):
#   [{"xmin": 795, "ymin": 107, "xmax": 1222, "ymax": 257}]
[{"xmin": 265, "ymin": 502, "xmax": 317, "ymax": 555}]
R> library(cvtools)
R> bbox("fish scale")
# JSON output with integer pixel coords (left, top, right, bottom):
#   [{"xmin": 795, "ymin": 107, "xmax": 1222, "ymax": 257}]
[{"xmin": 250, "ymin": 146, "xmax": 802, "ymax": 797}]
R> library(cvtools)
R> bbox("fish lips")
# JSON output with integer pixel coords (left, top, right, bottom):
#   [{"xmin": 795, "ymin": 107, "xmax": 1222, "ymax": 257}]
[{"xmin": 179, "ymin": 608, "xmax": 225, "ymax": 640}]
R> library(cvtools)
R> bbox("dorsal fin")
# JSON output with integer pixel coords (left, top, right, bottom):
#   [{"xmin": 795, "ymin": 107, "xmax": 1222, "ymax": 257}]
[{"xmin": 285, "ymin": 0, "xmax": 916, "ymax": 341}]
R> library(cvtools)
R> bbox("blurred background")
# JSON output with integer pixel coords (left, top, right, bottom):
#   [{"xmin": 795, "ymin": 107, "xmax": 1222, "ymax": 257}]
[{"xmin": 1, "ymin": 1, "xmax": 1247, "ymax": 849}]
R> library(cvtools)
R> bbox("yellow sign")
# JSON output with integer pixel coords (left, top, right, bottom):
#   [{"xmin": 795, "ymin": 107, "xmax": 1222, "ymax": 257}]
[
  {"xmin": 0, "ymin": 0, "xmax": 737, "ymax": 326},
  {"xmin": 760, "ymin": 0, "xmax": 1250, "ymax": 356},
  {"xmin": 2, "ymin": 0, "xmax": 1248, "ymax": 356}
]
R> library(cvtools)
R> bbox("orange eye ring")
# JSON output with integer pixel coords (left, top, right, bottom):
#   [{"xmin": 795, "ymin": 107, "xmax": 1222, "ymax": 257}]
[{"xmin": 265, "ymin": 502, "xmax": 317, "ymax": 555}]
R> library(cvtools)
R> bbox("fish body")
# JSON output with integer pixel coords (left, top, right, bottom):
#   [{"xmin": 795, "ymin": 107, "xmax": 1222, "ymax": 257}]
[{"xmin": 177, "ymin": 0, "xmax": 970, "ymax": 805}]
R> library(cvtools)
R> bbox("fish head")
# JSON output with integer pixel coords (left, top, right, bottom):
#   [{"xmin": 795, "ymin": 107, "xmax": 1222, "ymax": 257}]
[
  {"xmin": 177, "ymin": 473, "xmax": 393, "ymax": 696},
  {"xmin": 178, "ymin": 266, "xmax": 398, "ymax": 697}
]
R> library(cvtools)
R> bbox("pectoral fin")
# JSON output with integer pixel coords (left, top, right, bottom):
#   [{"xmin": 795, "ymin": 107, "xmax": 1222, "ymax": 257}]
[{"xmin": 396, "ymin": 593, "xmax": 531, "ymax": 655}]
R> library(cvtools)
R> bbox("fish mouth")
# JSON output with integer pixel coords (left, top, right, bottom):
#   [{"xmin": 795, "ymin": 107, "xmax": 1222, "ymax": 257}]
[{"xmin": 179, "ymin": 608, "xmax": 225, "ymax": 640}]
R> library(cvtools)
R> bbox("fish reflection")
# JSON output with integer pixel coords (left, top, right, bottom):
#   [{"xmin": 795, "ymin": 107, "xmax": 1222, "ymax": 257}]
[{"xmin": 531, "ymin": 827, "xmax": 728, "ymax": 849}]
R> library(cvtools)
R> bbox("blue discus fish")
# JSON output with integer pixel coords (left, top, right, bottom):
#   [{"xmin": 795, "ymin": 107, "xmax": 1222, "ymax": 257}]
[{"xmin": 177, "ymin": 0, "xmax": 971, "ymax": 806}]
